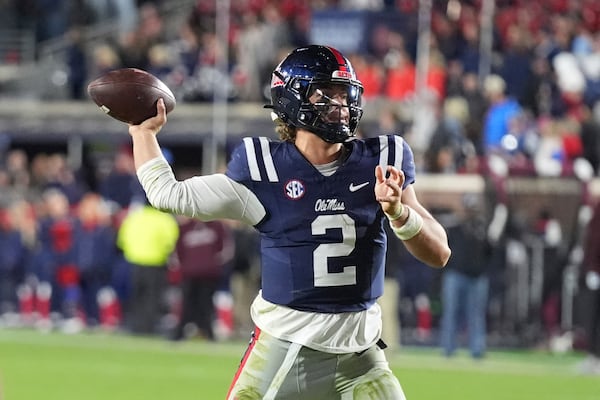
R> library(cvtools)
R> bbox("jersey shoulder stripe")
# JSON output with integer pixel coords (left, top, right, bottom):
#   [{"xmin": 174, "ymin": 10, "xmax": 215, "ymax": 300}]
[
  {"xmin": 373, "ymin": 134, "xmax": 415, "ymax": 187},
  {"xmin": 243, "ymin": 137, "xmax": 279, "ymax": 182},
  {"xmin": 377, "ymin": 135, "xmax": 404, "ymax": 170}
]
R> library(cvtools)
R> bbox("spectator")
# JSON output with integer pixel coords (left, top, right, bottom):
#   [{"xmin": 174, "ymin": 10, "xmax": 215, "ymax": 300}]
[
  {"xmin": 482, "ymin": 74, "xmax": 523, "ymax": 155},
  {"xmin": 532, "ymin": 209, "xmax": 564, "ymax": 341},
  {"xmin": 116, "ymin": 201, "xmax": 179, "ymax": 335},
  {"xmin": 519, "ymin": 56, "xmax": 554, "ymax": 118},
  {"xmin": 235, "ymin": 6, "xmax": 290, "ymax": 102},
  {"xmin": 426, "ymin": 50, "xmax": 447, "ymax": 101},
  {"xmin": 580, "ymin": 108, "xmax": 600, "ymax": 173},
  {"xmin": 114, "ymin": 2, "xmax": 164, "ymax": 70},
  {"xmin": 90, "ymin": 43, "xmax": 122, "ymax": 78},
  {"xmin": 108, "ymin": 241, "xmax": 133, "ymax": 328},
  {"xmin": 4, "ymin": 149, "xmax": 31, "ymax": 195},
  {"xmin": 498, "ymin": 24, "xmax": 534, "ymax": 102},
  {"xmin": 43, "ymin": 154, "xmax": 87, "ymax": 205},
  {"xmin": 385, "ymin": 49, "xmax": 416, "ymax": 101},
  {"xmin": 379, "ymin": 217, "xmax": 405, "ymax": 351},
  {"xmin": 34, "ymin": 0, "xmax": 70, "ymax": 42},
  {"xmin": 76, "ymin": 192, "xmax": 118, "ymax": 326},
  {"xmin": 86, "ymin": 0, "xmax": 138, "ymax": 35},
  {"xmin": 424, "ymin": 97, "xmax": 475, "ymax": 173},
  {"xmin": 438, "ymin": 195, "xmax": 491, "ymax": 359},
  {"xmin": 181, "ymin": 30, "xmax": 239, "ymax": 103},
  {"xmin": 395, "ymin": 232, "xmax": 435, "ymax": 343},
  {"xmin": 0, "ymin": 205, "xmax": 27, "ymax": 319},
  {"xmin": 146, "ymin": 43, "xmax": 176, "ymax": 83},
  {"xmin": 65, "ymin": 27, "xmax": 88, "ymax": 100},
  {"xmin": 36, "ymin": 189, "xmax": 82, "ymax": 324},
  {"xmin": 162, "ymin": 19, "xmax": 202, "ymax": 100},
  {"xmin": 457, "ymin": 19, "xmax": 480, "ymax": 74},
  {"xmin": 169, "ymin": 216, "xmax": 234, "ymax": 341},
  {"xmin": 99, "ymin": 147, "xmax": 146, "ymax": 211},
  {"xmin": 459, "ymin": 72, "xmax": 487, "ymax": 156},
  {"xmin": 228, "ymin": 219, "xmax": 261, "ymax": 338},
  {"xmin": 577, "ymin": 199, "xmax": 600, "ymax": 375},
  {"xmin": 349, "ymin": 53, "xmax": 384, "ymax": 101}
]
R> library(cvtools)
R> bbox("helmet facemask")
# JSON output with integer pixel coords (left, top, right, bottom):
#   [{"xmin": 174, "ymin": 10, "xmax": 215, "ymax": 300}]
[
  {"xmin": 295, "ymin": 80, "xmax": 363, "ymax": 143},
  {"xmin": 266, "ymin": 45, "xmax": 364, "ymax": 144}
]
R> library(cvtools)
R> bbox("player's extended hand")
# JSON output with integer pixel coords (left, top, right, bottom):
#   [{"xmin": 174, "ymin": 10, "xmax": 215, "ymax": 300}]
[
  {"xmin": 374, "ymin": 165, "xmax": 405, "ymax": 216},
  {"xmin": 128, "ymin": 98, "xmax": 167, "ymax": 137}
]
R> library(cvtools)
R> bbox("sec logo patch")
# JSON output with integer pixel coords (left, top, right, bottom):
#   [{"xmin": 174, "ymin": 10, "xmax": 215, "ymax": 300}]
[{"xmin": 285, "ymin": 179, "xmax": 305, "ymax": 200}]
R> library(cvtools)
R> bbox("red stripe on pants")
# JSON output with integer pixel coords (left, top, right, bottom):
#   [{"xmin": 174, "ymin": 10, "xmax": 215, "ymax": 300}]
[{"xmin": 225, "ymin": 327, "xmax": 262, "ymax": 400}]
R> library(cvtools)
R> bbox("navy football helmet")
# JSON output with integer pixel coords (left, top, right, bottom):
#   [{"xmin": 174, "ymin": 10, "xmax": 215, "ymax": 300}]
[{"xmin": 267, "ymin": 45, "xmax": 364, "ymax": 143}]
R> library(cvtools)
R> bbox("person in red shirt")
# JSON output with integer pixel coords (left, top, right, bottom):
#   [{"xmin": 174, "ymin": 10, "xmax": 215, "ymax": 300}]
[{"xmin": 170, "ymin": 216, "xmax": 234, "ymax": 341}]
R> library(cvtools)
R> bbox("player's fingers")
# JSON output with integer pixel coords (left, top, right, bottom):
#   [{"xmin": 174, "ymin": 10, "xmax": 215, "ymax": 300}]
[
  {"xmin": 157, "ymin": 98, "xmax": 167, "ymax": 116},
  {"xmin": 146, "ymin": 99, "xmax": 167, "ymax": 127},
  {"xmin": 386, "ymin": 166, "xmax": 405, "ymax": 188},
  {"xmin": 128, "ymin": 101, "xmax": 166, "ymax": 137},
  {"xmin": 376, "ymin": 181, "xmax": 399, "ymax": 201},
  {"xmin": 385, "ymin": 166, "xmax": 398, "ymax": 182},
  {"xmin": 386, "ymin": 165, "xmax": 397, "ymax": 174},
  {"xmin": 397, "ymin": 169, "xmax": 405, "ymax": 187},
  {"xmin": 128, "ymin": 99, "xmax": 165, "ymax": 130},
  {"xmin": 151, "ymin": 98, "xmax": 167, "ymax": 125},
  {"xmin": 375, "ymin": 165, "xmax": 385, "ymax": 183}
]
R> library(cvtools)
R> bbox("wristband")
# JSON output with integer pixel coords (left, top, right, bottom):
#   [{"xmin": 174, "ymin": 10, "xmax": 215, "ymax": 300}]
[
  {"xmin": 384, "ymin": 203, "xmax": 404, "ymax": 221},
  {"xmin": 390, "ymin": 206, "xmax": 423, "ymax": 241}
]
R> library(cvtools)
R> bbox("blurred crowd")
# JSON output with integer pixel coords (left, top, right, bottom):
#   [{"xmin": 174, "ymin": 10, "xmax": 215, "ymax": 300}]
[
  {"xmin": 2, "ymin": 1, "xmax": 599, "ymax": 176},
  {"xmin": 0, "ymin": 146, "xmax": 261, "ymax": 339},
  {"xmin": 1, "ymin": 0, "xmax": 600, "ymax": 358},
  {"xmin": 0, "ymin": 1, "xmax": 598, "ymax": 176}
]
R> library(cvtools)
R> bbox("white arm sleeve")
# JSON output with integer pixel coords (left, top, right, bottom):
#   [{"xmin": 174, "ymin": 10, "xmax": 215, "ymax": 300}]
[{"xmin": 137, "ymin": 157, "xmax": 266, "ymax": 226}]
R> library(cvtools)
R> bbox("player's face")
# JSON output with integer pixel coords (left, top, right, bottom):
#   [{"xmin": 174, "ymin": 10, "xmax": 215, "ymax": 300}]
[{"xmin": 308, "ymin": 84, "xmax": 350, "ymax": 126}]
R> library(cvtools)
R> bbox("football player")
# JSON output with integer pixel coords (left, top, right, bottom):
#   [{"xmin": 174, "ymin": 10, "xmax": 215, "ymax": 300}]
[{"xmin": 128, "ymin": 45, "xmax": 450, "ymax": 399}]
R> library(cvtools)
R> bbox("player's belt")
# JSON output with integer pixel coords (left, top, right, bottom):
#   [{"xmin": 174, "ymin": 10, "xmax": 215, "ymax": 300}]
[{"xmin": 355, "ymin": 338, "xmax": 387, "ymax": 356}]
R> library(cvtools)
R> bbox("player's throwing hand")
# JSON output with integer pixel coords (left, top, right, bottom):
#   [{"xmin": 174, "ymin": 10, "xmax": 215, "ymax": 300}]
[{"xmin": 128, "ymin": 98, "xmax": 167, "ymax": 137}]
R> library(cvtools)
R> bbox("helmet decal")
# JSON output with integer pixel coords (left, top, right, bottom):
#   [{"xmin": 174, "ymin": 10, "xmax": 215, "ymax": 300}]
[
  {"xmin": 332, "ymin": 70, "xmax": 353, "ymax": 79},
  {"xmin": 271, "ymin": 75, "xmax": 285, "ymax": 88},
  {"xmin": 325, "ymin": 46, "xmax": 349, "ymax": 74}
]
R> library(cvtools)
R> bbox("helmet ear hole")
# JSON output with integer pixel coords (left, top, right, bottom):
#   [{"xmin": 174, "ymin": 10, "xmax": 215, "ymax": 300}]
[
  {"xmin": 267, "ymin": 45, "xmax": 363, "ymax": 143},
  {"xmin": 292, "ymin": 80, "xmax": 302, "ymax": 90}
]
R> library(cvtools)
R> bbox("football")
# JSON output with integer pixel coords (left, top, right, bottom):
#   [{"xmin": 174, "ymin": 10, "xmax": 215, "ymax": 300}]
[{"xmin": 87, "ymin": 68, "xmax": 176, "ymax": 125}]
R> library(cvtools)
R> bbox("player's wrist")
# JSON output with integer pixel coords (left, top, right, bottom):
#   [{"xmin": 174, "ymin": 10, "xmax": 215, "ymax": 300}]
[
  {"xmin": 385, "ymin": 203, "xmax": 411, "ymax": 227},
  {"xmin": 385, "ymin": 203, "xmax": 404, "ymax": 221},
  {"xmin": 389, "ymin": 206, "xmax": 423, "ymax": 241},
  {"xmin": 129, "ymin": 127, "xmax": 158, "ymax": 139}
]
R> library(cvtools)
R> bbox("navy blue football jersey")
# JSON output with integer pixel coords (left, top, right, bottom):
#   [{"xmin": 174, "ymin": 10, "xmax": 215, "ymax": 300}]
[{"xmin": 226, "ymin": 135, "xmax": 415, "ymax": 313}]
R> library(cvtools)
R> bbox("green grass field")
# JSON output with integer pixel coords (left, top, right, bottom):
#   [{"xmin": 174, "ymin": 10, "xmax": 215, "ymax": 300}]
[{"xmin": 0, "ymin": 329, "xmax": 598, "ymax": 400}]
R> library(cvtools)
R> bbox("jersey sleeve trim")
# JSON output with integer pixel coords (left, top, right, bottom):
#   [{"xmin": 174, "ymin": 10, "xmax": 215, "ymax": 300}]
[
  {"xmin": 392, "ymin": 135, "xmax": 404, "ymax": 170},
  {"xmin": 378, "ymin": 135, "xmax": 404, "ymax": 170},
  {"xmin": 243, "ymin": 137, "xmax": 280, "ymax": 182},
  {"xmin": 243, "ymin": 137, "xmax": 261, "ymax": 181}
]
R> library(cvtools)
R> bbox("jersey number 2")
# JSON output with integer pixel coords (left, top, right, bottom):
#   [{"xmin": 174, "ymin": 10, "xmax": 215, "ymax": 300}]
[{"xmin": 312, "ymin": 214, "xmax": 357, "ymax": 287}]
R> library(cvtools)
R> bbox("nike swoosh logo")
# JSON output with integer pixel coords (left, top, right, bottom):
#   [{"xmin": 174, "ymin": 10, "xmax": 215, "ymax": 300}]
[{"xmin": 349, "ymin": 182, "xmax": 369, "ymax": 192}]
